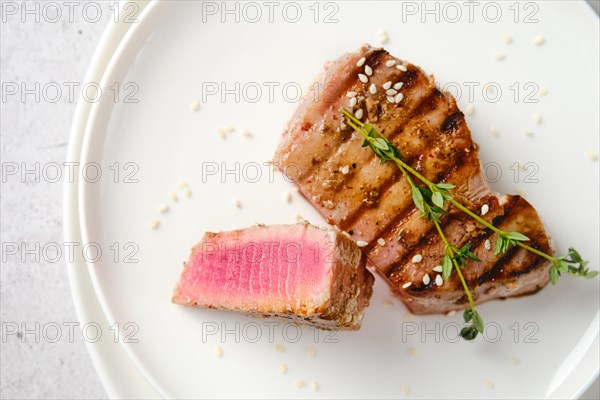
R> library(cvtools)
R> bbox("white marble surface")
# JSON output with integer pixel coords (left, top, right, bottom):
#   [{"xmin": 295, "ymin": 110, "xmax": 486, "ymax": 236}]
[
  {"xmin": 0, "ymin": 1, "xmax": 598, "ymax": 399},
  {"xmin": 1, "ymin": 3, "xmax": 112, "ymax": 398}
]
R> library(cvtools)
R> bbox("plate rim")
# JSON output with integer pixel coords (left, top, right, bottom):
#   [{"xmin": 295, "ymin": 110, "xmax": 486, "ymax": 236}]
[{"xmin": 63, "ymin": 0, "xmax": 161, "ymax": 398}]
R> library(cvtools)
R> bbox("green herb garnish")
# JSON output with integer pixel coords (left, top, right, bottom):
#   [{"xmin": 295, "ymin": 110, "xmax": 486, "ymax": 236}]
[{"xmin": 341, "ymin": 109, "xmax": 597, "ymax": 341}]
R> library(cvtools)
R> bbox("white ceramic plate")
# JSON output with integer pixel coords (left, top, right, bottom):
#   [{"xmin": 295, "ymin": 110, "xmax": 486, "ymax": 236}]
[{"xmin": 78, "ymin": 1, "xmax": 599, "ymax": 398}]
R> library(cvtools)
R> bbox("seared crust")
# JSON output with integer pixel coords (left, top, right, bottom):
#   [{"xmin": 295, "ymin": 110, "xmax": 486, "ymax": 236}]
[{"xmin": 273, "ymin": 45, "xmax": 554, "ymax": 314}]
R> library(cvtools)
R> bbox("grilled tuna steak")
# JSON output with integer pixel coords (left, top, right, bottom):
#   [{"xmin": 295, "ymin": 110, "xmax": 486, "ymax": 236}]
[
  {"xmin": 172, "ymin": 223, "xmax": 374, "ymax": 329},
  {"xmin": 273, "ymin": 45, "xmax": 554, "ymax": 314}
]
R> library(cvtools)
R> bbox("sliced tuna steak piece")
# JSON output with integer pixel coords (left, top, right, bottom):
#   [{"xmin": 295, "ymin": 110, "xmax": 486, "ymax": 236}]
[
  {"xmin": 273, "ymin": 45, "xmax": 555, "ymax": 314},
  {"xmin": 172, "ymin": 223, "xmax": 374, "ymax": 330}
]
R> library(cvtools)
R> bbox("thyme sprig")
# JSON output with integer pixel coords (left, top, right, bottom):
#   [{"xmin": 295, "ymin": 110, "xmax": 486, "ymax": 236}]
[{"xmin": 341, "ymin": 109, "xmax": 596, "ymax": 341}]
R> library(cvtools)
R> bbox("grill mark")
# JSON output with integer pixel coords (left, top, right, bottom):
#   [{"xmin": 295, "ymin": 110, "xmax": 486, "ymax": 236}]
[
  {"xmin": 476, "ymin": 246, "xmax": 519, "ymax": 285},
  {"xmin": 338, "ymin": 160, "xmax": 413, "ymax": 231},
  {"xmin": 391, "ymin": 194, "xmax": 536, "ymax": 286},
  {"xmin": 408, "ymin": 279, "xmax": 435, "ymax": 293},
  {"xmin": 410, "ymin": 88, "xmax": 446, "ymax": 117},
  {"xmin": 465, "ymin": 226, "xmax": 494, "ymax": 252},
  {"xmin": 366, "ymin": 153, "xmax": 469, "ymax": 274},
  {"xmin": 405, "ymin": 195, "xmax": 524, "ymax": 285},
  {"xmin": 491, "ymin": 195, "xmax": 521, "ymax": 227},
  {"xmin": 360, "ymin": 204, "xmax": 418, "ymax": 254},
  {"xmin": 441, "ymin": 111, "xmax": 464, "ymax": 133},
  {"xmin": 384, "ymin": 212, "xmax": 456, "ymax": 279},
  {"xmin": 399, "ymin": 69, "xmax": 419, "ymax": 90},
  {"xmin": 332, "ymin": 73, "xmax": 439, "ymax": 182},
  {"xmin": 338, "ymin": 169, "xmax": 402, "ymax": 231},
  {"xmin": 509, "ymin": 255, "xmax": 544, "ymax": 277},
  {"xmin": 337, "ymin": 88, "xmax": 448, "ymax": 231},
  {"xmin": 465, "ymin": 195, "xmax": 522, "ymax": 253},
  {"xmin": 295, "ymin": 49, "xmax": 388, "ymax": 181}
]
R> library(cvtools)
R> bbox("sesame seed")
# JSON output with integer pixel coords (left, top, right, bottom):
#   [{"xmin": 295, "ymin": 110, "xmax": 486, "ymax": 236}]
[
  {"xmin": 393, "ymin": 82, "xmax": 404, "ymax": 90},
  {"xmin": 233, "ymin": 199, "xmax": 242, "ymax": 208},
  {"xmin": 294, "ymin": 380, "xmax": 305, "ymax": 388},
  {"xmin": 149, "ymin": 219, "xmax": 159, "ymax": 230},
  {"xmin": 223, "ymin": 126, "xmax": 235, "ymax": 133},
  {"xmin": 532, "ymin": 35, "xmax": 545, "ymax": 45},
  {"xmin": 523, "ymin": 128, "xmax": 534, "ymax": 137},
  {"xmin": 465, "ymin": 104, "xmax": 475, "ymax": 116},
  {"xmin": 383, "ymin": 299, "xmax": 394, "ymax": 307},
  {"xmin": 349, "ymin": 96, "xmax": 357, "ymax": 107},
  {"xmin": 241, "ymin": 129, "xmax": 253, "ymax": 138},
  {"xmin": 283, "ymin": 191, "xmax": 292, "ymax": 203},
  {"xmin": 533, "ymin": 113, "xmax": 542, "ymax": 124},
  {"xmin": 354, "ymin": 109, "xmax": 363, "ymax": 119},
  {"xmin": 395, "ymin": 93, "xmax": 404, "ymax": 103},
  {"xmin": 401, "ymin": 384, "xmax": 410, "ymax": 396},
  {"xmin": 340, "ymin": 121, "xmax": 347, "ymax": 130},
  {"xmin": 295, "ymin": 214, "xmax": 305, "ymax": 223},
  {"xmin": 412, "ymin": 254, "xmax": 423, "ymax": 263},
  {"xmin": 386, "ymin": 89, "xmax": 398, "ymax": 96},
  {"xmin": 357, "ymin": 240, "xmax": 368, "ymax": 247},
  {"xmin": 402, "ymin": 282, "xmax": 412, "ymax": 289},
  {"xmin": 347, "ymin": 91, "xmax": 357, "ymax": 97},
  {"xmin": 341, "ymin": 165, "xmax": 350, "ymax": 175},
  {"xmin": 485, "ymin": 239, "xmax": 491, "ymax": 250},
  {"xmin": 502, "ymin": 33, "xmax": 513, "ymax": 44},
  {"xmin": 408, "ymin": 347, "xmax": 417, "ymax": 358},
  {"xmin": 216, "ymin": 128, "xmax": 227, "ymax": 140},
  {"xmin": 376, "ymin": 30, "xmax": 388, "ymax": 44},
  {"xmin": 369, "ymin": 83, "xmax": 377, "ymax": 94},
  {"xmin": 383, "ymin": 81, "xmax": 392, "ymax": 90},
  {"xmin": 586, "ymin": 150, "xmax": 598, "ymax": 161},
  {"xmin": 510, "ymin": 356, "xmax": 521, "ymax": 365},
  {"xmin": 435, "ymin": 274, "xmax": 443, "ymax": 286},
  {"xmin": 169, "ymin": 192, "xmax": 178, "ymax": 202},
  {"xmin": 215, "ymin": 345, "xmax": 223, "ymax": 358},
  {"xmin": 307, "ymin": 347, "xmax": 317, "ymax": 358},
  {"xmin": 190, "ymin": 101, "xmax": 200, "ymax": 112},
  {"xmin": 422, "ymin": 274, "xmax": 431, "ymax": 285},
  {"xmin": 356, "ymin": 57, "xmax": 366, "ymax": 67},
  {"xmin": 494, "ymin": 52, "xmax": 506, "ymax": 60},
  {"xmin": 176, "ymin": 181, "xmax": 188, "ymax": 189},
  {"xmin": 446, "ymin": 310, "xmax": 457, "ymax": 317},
  {"xmin": 358, "ymin": 73, "xmax": 368, "ymax": 83},
  {"xmin": 386, "ymin": 59, "xmax": 396, "ymax": 67},
  {"xmin": 310, "ymin": 381, "xmax": 319, "ymax": 392},
  {"xmin": 396, "ymin": 64, "xmax": 408, "ymax": 71},
  {"xmin": 273, "ymin": 343, "xmax": 286, "ymax": 352},
  {"xmin": 433, "ymin": 265, "xmax": 443, "ymax": 272},
  {"xmin": 481, "ymin": 203, "xmax": 489, "ymax": 215},
  {"xmin": 387, "ymin": 96, "xmax": 395, "ymax": 103},
  {"xmin": 377, "ymin": 238, "xmax": 386, "ymax": 246},
  {"xmin": 538, "ymin": 87, "xmax": 548, "ymax": 96},
  {"xmin": 484, "ymin": 378, "xmax": 495, "ymax": 389},
  {"xmin": 183, "ymin": 187, "xmax": 192, "ymax": 198},
  {"xmin": 404, "ymin": 312, "xmax": 414, "ymax": 321},
  {"xmin": 365, "ymin": 65, "xmax": 373, "ymax": 76},
  {"xmin": 279, "ymin": 363, "xmax": 287, "ymax": 374},
  {"xmin": 158, "ymin": 204, "xmax": 169, "ymax": 213}
]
